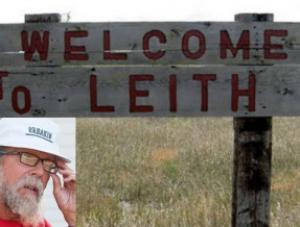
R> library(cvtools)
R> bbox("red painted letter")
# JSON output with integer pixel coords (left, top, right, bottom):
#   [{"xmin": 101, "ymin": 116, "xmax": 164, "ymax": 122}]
[
  {"xmin": 21, "ymin": 31, "xmax": 49, "ymax": 61},
  {"xmin": 182, "ymin": 30, "xmax": 206, "ymax": 59},
  {"xmin": 143, "ymin": 30, "xmax": 166, "ymax": 60},
  {"xmin": 64, "ymin": 31, "xmax": 89, "ymax": 61},
  {"xmin": 129, "ymin": 75, "xmax": 154, "ymax": 112},
  {"xmin": 264, "ymin": 30, "xmax": 288, "ymax": 59},
  {"xmin": 103, "ymin": 30, "xmax": 128, "ymax": 60},
  {"xmin": 169, "ymin": 74, "xmax": 177, "ymax": 112},
  {"xmin": 231, "ymin": 72, "xmax": 256, "ymax": 112},
  {"xmin": 12, "ymin": 86, "xmax": 31, "ymax": 114},
  {"xmin": 90, "ymin": 74, "xmax": 115, "ymax": 112},
  {"xmin": 193, "ymin": 74, "xmax": 216, "ymax": 111},
  {"xmin": 0, "ymin": 71, "xmax": 8, "ymax": 100},
  {"xmin": 220, "ymin": 30, "xmax": 250, "ymax": 59}
]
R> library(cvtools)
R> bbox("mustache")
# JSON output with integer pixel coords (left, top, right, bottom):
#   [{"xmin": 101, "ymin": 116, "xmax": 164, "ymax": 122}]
[{"xmin": 15, "ymin": 176, "xmax": 44, "ymax": 199}]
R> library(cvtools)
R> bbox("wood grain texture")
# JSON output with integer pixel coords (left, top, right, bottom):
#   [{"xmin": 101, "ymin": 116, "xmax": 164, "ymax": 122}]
[
  {"xmin": 232, "ymin": 13, "xmax": 272, "ymax": 227},
  {"xmin": 233, "ymin": 118, "xmax": 272, "ymax": 226},
  {"xmin": 0, "ymin": 66, "xmax": 299, "ymax": 116},
  {"xmin": 0, "ymin": 22, "xmax": 298, "ymax": 66}
]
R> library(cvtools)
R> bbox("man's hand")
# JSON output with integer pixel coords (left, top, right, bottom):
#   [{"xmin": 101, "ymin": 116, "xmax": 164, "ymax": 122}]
[{"xmin": 51, "ymin": 160, "xmax": 76, "ymax": 226}]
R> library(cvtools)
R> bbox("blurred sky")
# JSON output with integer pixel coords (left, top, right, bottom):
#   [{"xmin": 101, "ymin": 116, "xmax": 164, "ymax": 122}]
[{"xmin": 0, "ymin": 0, "xmax": 299, "ymax": 23}]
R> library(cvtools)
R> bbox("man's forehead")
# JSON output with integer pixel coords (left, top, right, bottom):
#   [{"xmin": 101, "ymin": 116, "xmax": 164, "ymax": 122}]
[{"xmin": 3, "ymin": 146, "xmax": 56, "ymax": 160}]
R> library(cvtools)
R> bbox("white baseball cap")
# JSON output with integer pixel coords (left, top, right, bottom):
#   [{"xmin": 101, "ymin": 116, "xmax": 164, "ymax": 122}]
[{"xmin": 0, "ymin": 118, "xmax": 70, "ymax": 163}]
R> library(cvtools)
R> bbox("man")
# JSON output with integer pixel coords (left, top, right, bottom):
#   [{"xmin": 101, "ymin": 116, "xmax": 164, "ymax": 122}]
[{"xmin": 0, "ymin": 118, "xmax": 76, "ymax": 227}]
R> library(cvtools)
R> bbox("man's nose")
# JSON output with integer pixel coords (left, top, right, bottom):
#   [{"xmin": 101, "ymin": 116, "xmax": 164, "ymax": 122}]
[{"xmin": 29, "ymin": 160, "xmax": 45, "ymax": 177}]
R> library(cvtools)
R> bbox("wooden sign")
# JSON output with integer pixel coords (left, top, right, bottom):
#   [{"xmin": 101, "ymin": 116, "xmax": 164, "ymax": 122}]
[
  {"xmin": 0, "ymin": 66, "xmax": 299, "ymax": 116},
  {"xmin": 0, "ymin": 22, "xmax": 299, "ymax": 66},
  {"xmin": 0, "ymin": 21, "xmax": 299, "ymax": 116}
]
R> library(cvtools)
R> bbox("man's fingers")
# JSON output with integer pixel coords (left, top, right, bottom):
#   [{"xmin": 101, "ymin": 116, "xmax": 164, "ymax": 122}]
[
  {"xmin": 57, "ymin": 160, "xmax": 72, "ymax": 170},
  {"xmin": 58, "ymin": 168, "xmax": 74, "ymax": 175},
  {"xmin": 51, "ymin": 173, "xmax": 62, "ymax": 192},
  {"xmin": 63, "ymin": 174, "xmax": 76, "ymax": 183}
]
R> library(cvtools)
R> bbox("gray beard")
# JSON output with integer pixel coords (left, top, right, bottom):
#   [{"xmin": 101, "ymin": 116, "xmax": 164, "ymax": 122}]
[{"xmin": 0, "ymin": 168, "xmax": 44, "ymax": 226}]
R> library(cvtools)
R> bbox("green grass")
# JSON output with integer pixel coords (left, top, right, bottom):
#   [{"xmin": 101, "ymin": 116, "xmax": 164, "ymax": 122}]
[{"xmin": 77, "ymin": 118, "xmax": 300, "ymax": 227}]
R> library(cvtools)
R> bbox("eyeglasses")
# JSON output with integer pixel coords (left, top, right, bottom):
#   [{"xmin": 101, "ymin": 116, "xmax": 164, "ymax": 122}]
[{"xmin": 0, "ymin": 150, "xmax": 58, "ymax": 174}]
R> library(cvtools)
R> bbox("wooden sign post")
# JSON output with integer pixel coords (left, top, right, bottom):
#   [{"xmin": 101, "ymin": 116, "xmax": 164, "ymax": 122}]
[{"xmin": 232, "ymin": 14, "xmax": 273, "ymax": 227}]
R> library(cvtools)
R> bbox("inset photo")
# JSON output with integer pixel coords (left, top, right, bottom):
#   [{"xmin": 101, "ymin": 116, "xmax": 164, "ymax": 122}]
[{"xmin": 0, "ymin": 118, "xmax": 76, "ymax": 227}]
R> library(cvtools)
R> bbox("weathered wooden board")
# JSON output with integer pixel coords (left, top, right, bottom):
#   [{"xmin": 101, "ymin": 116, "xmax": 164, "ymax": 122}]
[
  {"xmin": 0, "ymin": 66, "xmax": 299, "ymax": 116},
  {"xmin": 0, "ymin": 22, "xmax": 299, "ymax": 66}
]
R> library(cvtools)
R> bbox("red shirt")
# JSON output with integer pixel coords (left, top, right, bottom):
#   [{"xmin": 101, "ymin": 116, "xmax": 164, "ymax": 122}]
[{"xmin": 0, "ymin": 219, "xmax": 51, "ymax": 227}]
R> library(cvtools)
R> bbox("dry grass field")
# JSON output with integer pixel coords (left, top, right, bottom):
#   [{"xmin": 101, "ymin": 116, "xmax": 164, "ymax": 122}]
[{"xmin": 77, "ymin": 118, "xmax": 300, "ymax": 227}]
